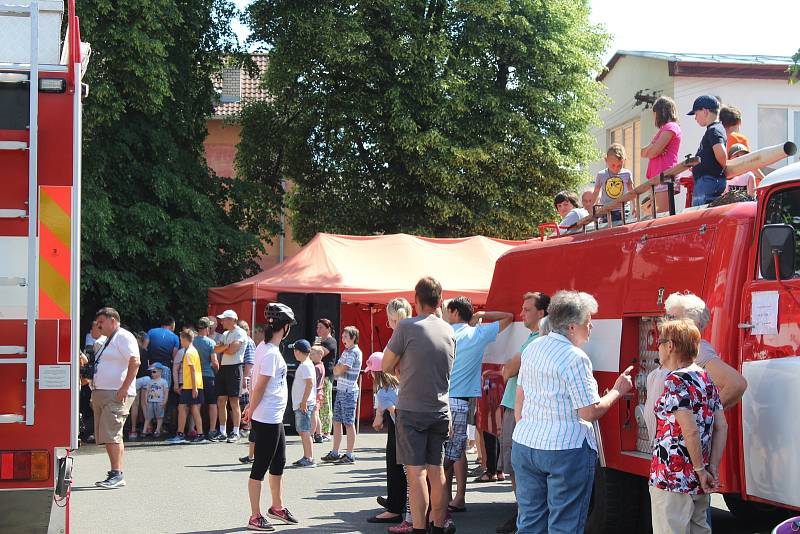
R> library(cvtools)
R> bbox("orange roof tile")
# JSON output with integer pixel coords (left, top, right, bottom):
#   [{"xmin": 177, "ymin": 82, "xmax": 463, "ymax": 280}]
[{"xmin": 212, "ymin": 54, "xmax": 270, "ymax": 119}]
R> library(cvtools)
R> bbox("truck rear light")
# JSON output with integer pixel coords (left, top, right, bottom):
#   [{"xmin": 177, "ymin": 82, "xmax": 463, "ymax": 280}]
[
  {"xmin": 14, "ymin": 452, "xmax": 31, "ymax": 480},
  {"xmin": 30, "ymin": 451, "xmax": 49, "ymax": 481},
  {"xmin": 0, "ymin": 453, "xmax": 13, "ymax": 480},
  {"xmin": 0, "ymin": 451, "xmax": 49, "ymax": 481}
]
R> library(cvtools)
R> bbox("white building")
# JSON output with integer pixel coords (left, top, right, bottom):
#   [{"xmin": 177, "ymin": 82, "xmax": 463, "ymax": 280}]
[{"xmin": 590, "ymin": 51, "xmax": 800, "ymax": 192}]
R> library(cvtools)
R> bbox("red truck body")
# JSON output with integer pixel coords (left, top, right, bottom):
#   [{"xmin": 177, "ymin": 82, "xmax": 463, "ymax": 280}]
[
  {"xmin": 486, "ymin": 164, "xmax": 800, "ymax": 530},
  {"xmin": 0, "ymin": 1, "xmax": 84, "ymax": 531}
]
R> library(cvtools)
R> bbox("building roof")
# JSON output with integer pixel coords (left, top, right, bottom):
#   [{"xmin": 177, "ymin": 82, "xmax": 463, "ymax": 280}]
[
  {"xmin": 211, "ymin": 54, "xmax": 270, "ymax": 119},
  {"xmin": 598, "ymin": 50, "xmax": 794, "ymax": 81}
]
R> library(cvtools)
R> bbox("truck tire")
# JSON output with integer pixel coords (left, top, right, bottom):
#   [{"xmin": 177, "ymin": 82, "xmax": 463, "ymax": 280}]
[
  {"xmin": 723, "ymin": 493, "xmax": 794, "ymax": 525},
  {"xmin": 585, "ymin": 464, "xmax": 642, "ymax": 534}
]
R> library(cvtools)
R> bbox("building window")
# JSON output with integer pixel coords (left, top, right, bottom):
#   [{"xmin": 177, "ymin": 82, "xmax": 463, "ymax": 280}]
[
  {"xmin": 608, "ymin": 119, "xmax": 641, "ymax": 184},
  {"xmin": 220, "ymin": 68, "xmax": 241, "ymax": 103},
  {"xmin": 758, "ymin": 106, "xmax": 800, "ymax": 171}
]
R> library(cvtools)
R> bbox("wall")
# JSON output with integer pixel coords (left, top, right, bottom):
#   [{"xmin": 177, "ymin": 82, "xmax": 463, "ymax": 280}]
[
  {"xmin": 673, "ymin": 76, "xmax": 800, "ymax": 172},
  {"xmin": 203, "ymin": 118, "xmax": 303, "ymax": 270}
]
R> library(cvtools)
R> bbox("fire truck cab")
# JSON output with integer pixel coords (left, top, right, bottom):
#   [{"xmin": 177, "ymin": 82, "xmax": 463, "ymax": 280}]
[
  {"xmin": 486, "ymin": 155, "xmax": 800, "ymax": 531},
  {"xmin": 0, "ymin": 1, "xmax": 87, "ymax": 532}
]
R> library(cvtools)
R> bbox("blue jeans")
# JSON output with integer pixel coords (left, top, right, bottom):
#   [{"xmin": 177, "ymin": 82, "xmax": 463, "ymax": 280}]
[
  {"xmin": 692, "ymin": 175, "xmax": 726, "ymax": 206},
  {"xmin": 512, "ymin": 440, "xmax": 597, "ymax": 534}
]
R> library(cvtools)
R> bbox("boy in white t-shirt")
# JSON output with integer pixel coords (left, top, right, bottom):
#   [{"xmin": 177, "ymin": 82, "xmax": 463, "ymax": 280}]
[{"xmin": 290, "ymin": 340, "xmax": 317, "ymax": 467}]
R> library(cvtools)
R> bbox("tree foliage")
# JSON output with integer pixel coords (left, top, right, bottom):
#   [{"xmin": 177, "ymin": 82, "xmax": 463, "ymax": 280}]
[
  {"xmin": 241, "ymin": 0, "xmax": 608, "ymax": 243},
  {"xmin": 80, "ymin": 0, "xmax": 281, "ymax": 329}
]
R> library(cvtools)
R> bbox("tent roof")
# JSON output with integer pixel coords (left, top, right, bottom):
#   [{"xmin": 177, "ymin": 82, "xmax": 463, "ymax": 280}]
[{"xmin": 208, "ymin": 233, "xmax": 527, "ymax": 306}]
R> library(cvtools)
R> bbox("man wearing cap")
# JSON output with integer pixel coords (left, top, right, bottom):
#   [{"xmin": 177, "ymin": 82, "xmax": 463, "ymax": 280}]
[
  {"xmin": 195, "ymin": 317, "xmax": 220, "ymax": 440},
  {"xmin": 688, "ymin": 95, "xmax": 728, "ymax": 206},
  {"xmin": 214, "ymin": 310, "xmax": 248, "ymax": 442}
]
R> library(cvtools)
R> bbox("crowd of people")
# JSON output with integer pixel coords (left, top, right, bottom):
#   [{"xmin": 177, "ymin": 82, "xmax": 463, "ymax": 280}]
[
  {"xmin": 555, "ymin": 94, "xmax": 763, "ymax": 235},
  {"xmin": 83, "ymin": 272, "xmax": 746, "ymax": 533}
]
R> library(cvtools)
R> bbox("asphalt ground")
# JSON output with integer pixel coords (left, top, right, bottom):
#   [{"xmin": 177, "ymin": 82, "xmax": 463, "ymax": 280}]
[{"xmin": 70, "ymin": 431, "xmax": 779, "ymax": 534}]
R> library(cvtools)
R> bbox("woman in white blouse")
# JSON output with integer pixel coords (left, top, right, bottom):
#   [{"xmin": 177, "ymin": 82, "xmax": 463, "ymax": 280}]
[{"xmin": 512, "ymin": 291, "xmax": 633, "ymax": 533}]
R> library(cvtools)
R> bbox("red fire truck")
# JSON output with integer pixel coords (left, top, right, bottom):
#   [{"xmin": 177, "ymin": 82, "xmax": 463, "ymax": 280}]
[
  {"xmin": 0, "ymin": 1, "xmax": 87, "ymax": 531},
  {"xmin": 486, "ymin": 147, "xmax": 800, "ymax": 531}
]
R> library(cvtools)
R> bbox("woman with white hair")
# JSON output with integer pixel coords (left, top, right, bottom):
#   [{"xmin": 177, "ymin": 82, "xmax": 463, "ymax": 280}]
[
  {"xmin": 512, "ymin": 290, "xmax": 633, "ymax": 533},
  {"xmin": 664, "ymin": 293, "xmax": 746, "ymax": 408}
]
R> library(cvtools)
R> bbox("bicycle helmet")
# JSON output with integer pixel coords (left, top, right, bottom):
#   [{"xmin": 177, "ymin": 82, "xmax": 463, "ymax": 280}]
[{"xmin": 265, "ymin": 302, "xmax": 297, "ymax": 326}]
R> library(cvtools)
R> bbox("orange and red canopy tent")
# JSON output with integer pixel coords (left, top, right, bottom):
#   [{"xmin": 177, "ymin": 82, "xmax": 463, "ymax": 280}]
[{"xmin": 207, "ymin": 232, "xmax": 527, "ymax": 309}]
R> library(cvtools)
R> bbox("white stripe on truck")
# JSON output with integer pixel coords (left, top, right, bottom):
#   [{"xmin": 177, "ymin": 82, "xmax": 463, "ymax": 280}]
[{"xmin": 482, "ymin": 319, "xmax": 622, "ymax": 373}]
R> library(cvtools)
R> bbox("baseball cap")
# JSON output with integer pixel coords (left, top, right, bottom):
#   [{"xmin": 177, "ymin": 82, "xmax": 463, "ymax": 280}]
[
  {"xmin": 290, "ymin": 339, "xmax": 311, "ymax": 353},
  {"xmin": 728, "ymin": 143, "xmax": 749, "ymax": 158},
  {"xmin": 216, "ymin": 309, "xmax": 238, "ymax": 320},
  {"xmin": 687, "ymin": 95, "xmax": 720, "ymax": 116},
  {"xmin": 366, "ymin": 352, "xmax": 384, "ymax": 372},
  {"xmin": 197, "ymin": 317, "xmax": 213, "ymax": 329},
  {"xmin": 148, "ymin": 362, "xmax": 168, "ymax": 372}
]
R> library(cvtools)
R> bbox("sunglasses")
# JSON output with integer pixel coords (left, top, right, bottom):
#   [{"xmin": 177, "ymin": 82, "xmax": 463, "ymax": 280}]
[{"xmin": 657, "ymin": 338, "xmax": 671, "ymax": 345}]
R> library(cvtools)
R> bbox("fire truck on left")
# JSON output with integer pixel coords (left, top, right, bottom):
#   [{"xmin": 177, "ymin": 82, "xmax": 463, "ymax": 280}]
[{"xmin": 0, "ymin": 1, "xmax": 88, "ymax": 532}]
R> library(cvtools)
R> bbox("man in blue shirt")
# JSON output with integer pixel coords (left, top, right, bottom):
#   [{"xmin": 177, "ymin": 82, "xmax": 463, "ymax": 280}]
[
  {"xmin": 146, "ymin": 317, "xmax": 180, "ymax": 369},
  {"xmin": 496, "ymin": 291, "xmax": 549, "ymax": 534},
  {"xmin": 443, "ymin": 297, "xmax": 513, "ymax": 518}
]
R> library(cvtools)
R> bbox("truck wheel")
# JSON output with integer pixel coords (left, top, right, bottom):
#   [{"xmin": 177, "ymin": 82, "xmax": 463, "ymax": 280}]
[
  {"xmin": 585, "ymin": 465, "xmax": 642, "ymax": 534},
  {"xmin": 723, "ymin": 493, "xmax": 794, "ymax": 525}
]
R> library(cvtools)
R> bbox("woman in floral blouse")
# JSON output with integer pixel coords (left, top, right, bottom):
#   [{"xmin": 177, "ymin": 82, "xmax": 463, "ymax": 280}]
[{"xmin": 649, "ymin": 319, "xmax": 728, "ymax": 534}]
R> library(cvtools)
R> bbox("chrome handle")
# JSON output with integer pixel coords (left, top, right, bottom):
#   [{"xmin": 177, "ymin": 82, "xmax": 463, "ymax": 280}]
[{"xmin": 738, "ymin": 323, "xmax": 753, "ymax": 329}]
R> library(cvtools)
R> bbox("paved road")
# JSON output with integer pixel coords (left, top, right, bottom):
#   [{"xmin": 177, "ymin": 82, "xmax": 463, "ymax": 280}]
[{"xmin": 70, "ymin": 431, "xmax": 778, "ymax": 534}]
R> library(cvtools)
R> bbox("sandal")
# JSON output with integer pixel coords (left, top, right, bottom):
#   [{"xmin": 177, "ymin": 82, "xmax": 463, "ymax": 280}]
[{"xmin": 472, "ymin": 473, "xmax": 496, "ymax": 483}]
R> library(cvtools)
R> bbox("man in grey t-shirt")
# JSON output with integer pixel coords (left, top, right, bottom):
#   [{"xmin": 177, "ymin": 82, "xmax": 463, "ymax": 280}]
[{"xmin": 384, "ymin": 276, "xmax": 454, "ymax": 534}]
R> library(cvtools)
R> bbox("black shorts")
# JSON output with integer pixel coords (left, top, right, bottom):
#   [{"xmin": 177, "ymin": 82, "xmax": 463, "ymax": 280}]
[
  {"xmin": 179, "ymin": 389, "xmax": 204, "ymax": 406},
  {"xmin": 216, "ymin": 364, "xmax": 242, "ymax": 397},
  {"xmin": 395, "ymin": 409, "xmax": 450, "ymax": 467},
  {"xmin": 249, "ymin": 420, "xmax": 286, "ymax": 480},
  {"xmin": 202, "ymin": 376, "xmax": 217, "ymax": 405}
]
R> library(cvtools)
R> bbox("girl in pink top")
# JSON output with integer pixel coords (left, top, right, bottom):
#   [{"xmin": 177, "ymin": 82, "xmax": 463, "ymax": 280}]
[{"xmin": 641, "ymin": 96, "xmax": 682, "ymax": 214}]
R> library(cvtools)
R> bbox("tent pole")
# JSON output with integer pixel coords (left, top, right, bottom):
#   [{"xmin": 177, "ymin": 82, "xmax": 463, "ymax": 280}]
[{"xmin": 251, "ymin": 299, "xmax": 256, "ymax": 329}]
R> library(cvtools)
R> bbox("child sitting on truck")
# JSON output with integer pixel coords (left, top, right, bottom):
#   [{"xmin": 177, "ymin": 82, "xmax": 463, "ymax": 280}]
[
  {"xmin": 725, "ymin": 144, "xmax": 757, "ymax": 197},
  {"xmin": 590, "ymin": 143, "xmax": 636, "ymax": 223}
]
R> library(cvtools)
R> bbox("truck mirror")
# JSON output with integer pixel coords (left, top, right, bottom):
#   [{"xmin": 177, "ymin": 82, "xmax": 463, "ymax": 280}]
[{"xmin": 759, "ymin": 224, "xmax": 796, "ymax": 280}]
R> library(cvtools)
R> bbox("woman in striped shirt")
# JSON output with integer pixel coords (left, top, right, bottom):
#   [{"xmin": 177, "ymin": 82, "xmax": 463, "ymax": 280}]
[{"xmin": 512, "ymin": 291, "xmax": 633, "ymax": 534}]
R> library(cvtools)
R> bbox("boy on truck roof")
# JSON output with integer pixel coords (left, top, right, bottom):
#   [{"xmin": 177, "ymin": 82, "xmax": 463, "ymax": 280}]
[{"xmin": 688, "ymin": 95, "xmax": 728, "ymax": 206}]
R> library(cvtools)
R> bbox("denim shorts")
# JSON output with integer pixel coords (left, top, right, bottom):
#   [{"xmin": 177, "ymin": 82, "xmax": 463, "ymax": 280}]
[
  {"xmin": 692, "ymin": 175, "xmax": 726, "ymax": 206},
  {"xmin": 294, "ymin": 404, "xmax": 315, "ymax": 433},
  {"xmin": 145, "ymin": 400, "xmax": 165, "ymax": 420},
  {"xmin": 333, "ymin": 389, "xmax": 358, "ymax": 425}
]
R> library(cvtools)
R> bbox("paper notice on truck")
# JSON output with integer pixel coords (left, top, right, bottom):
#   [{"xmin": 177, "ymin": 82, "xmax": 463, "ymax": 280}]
[
  {"xmin": 39, "ymin": 365, "xmax": 70, "ymax": 389},
  {"xmin": 751, "ymin": 291, "xmax": 779, "ymax": 335}
]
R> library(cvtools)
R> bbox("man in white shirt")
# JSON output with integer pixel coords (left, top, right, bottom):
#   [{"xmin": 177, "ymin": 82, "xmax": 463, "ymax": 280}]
[
  {"xmin": 214, "ymin": 310, "xmax": 248, "ymax": 442},
  {"xmin": 91, "ymin": 307, "xmax": 140, "ymax": 489}
]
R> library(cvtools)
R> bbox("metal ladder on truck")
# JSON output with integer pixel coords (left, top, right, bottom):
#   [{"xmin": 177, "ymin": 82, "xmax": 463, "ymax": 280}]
[{"xmin": 0, "ymin": 0, "xmax": 42, "ymax": 426}]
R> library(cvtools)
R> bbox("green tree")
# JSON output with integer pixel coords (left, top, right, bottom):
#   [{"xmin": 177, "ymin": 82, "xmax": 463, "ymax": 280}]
[
  {"xmin": 241, "ymin": 0, "xmax": 608, "ymax": 243},
  {"xmin": 80, "ymin": 0, "xmax": 281, "ymax": 329}
]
